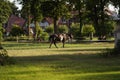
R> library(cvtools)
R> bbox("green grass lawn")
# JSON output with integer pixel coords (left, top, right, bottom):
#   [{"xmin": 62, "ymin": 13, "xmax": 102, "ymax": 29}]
[{"xmin": 0, "ymin": 42, "xmax": 120, "ymax": 80}]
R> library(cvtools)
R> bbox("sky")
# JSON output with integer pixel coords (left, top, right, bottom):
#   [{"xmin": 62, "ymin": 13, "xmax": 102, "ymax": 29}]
[
  {"xmin": 9, "ymin": 0, "xmax": 22, "ymax": 10},
  {"xmin": 108, "ymin": 4, "xmax": 119, "ymax": 14}
]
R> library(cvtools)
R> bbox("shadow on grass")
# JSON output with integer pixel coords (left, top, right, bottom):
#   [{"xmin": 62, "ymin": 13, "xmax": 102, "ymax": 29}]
[
  {"xmin": 11, "ymin": 53, "xmax": 120, "ymax": 73},
  {"xmin": 0, "ymin": 53, "xmax": 119, "ymax": 80},
  {"xmin": 51, "ymin": 48, "xmax": 106, "ymax": 52},
  {"xmin": 12, "ymin": 53, "xmax": 101, "ymax": 62},
  {"xmin": 2, "ymin": 43, "xmax": 49, "ymax": 50}
]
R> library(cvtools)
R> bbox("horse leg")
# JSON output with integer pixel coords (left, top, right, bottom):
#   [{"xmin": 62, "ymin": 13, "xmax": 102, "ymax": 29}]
[
  {"xmin": 62, "ymin": 40, "xmax": 65, "ymax": 48},
  {"xmin": 63, "ymin": 42, "xmax": 65, "ymax": 48},
  {"xmin": 54, "ymin": 42, "xmax": 58, "ymax": 48},
  {"xmin": 49, "ymin": 42, "xmax": 53, "ymax": 48}
]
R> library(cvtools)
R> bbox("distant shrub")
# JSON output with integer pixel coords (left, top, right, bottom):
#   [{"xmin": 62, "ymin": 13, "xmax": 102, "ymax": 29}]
[
  {"xmin": 0, "ymin": 23, "xmax": 5, "ymax": 42},
  {"xmin": 81, "ymin": 24, "xmax": 95, "ymax": 40},
  {"xmin": 10, "ymin": 24, "xmax": 23, "ymax": 37},
  {"xmin": 10, "ymin": 24, "xmax": 23, "ymax": 42},
  {"xmin": 45, "ymin": 26, "xmax": 54, "ymax": 34},
  {"xmin": 82, "ymin": 24, "xmax": 95, "ymax": 36},
  {"xmin": 96, "ymin": 21, "xmax": 115, "ymax": 37},
  {"xmin": 58, "ymin": 25, "xmax": 68, "ymax": 33},
  {"xmin": 70, "ymin": 23, "xmax": 81, "ymax": 39},
  {"xmin": 0, "ymin": 47, "xmax": 15, "ymax": 66},
  {"xmin": 40, "ymin": 32, "xmax": 49, "ymax": 41}
]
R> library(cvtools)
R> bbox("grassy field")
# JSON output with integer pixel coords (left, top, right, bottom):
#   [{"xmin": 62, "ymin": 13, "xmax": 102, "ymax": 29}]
[{"xmin": 0, "ymin": 42, "xmax": 120, "ymax": 80}]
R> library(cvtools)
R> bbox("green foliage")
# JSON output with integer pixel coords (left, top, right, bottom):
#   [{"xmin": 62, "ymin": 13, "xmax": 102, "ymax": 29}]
[
  {"xmin": 45, "ymin": 26, "xmax": 54, "ymax": 34},
  {"xmin": 41, "ymin": 1, "xmax": 69, "ymax": 19},
  {"xmin": 0, "ymin": 0, "xmax": 12, "ymax": 24},
  {"xmin": 40, "ymin": 32, "xmax": 49, "ymax": 41},
  {"xmin": 97, "ymin": 21, "xmax": 115, "ymax": 36},
  {"xmin": 82, "ymin": 24, "xmax": 95, "ymax": 36},
  {"xmin": 36, "ymin": 22, "xmax": 43, "ymax": 37},
  {"xmin": 31, "ymin": 0, "xmax": 43, "ymax": 21},
  {"xmin": 36, "ymin": 24, "xmax": 49, "ymax": 41},
  {"xmin": 70, "ymin": 23, "xmax": 80, "ymax": 38},
  {"xmin": 0, "ymin": 31, "xmax": 2, "ymax": 42},
  {"xmin": 0, "ymin": 47, "xmax": 15, "ymax": 66},
  {"xmin": 58, "ymin": 25, "xmax": 68, "ymax": 33},
  {"xmin": 0, "ymin": 24, "xmax": 3, "ymax": 42},
  {"xmin": 41, "ymin": 1, "xmax": 69, "ymax": 33},
  {"xmin": 8, "ymin": 1, "xmax": 18, "ymax": 15},
  {"xmin": 10, "ymin": 24, "xmax": 23, "ymax": 37}
]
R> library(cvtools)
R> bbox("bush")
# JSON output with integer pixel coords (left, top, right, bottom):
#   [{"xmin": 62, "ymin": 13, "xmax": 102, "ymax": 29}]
[
  {"xmin": 45, "ymin": 26, "xmax": 54, "ymax": 34},
  {"xmin": 82, "ymin": 24, "xmax": 95, "ymax": 36},
  {"xmin": 40, "ymin": 32, "xmax": 49, "ymax": 41},
  {"xmin": 0, "ymin": 46, "xmax": 15, "ymax": 66},
  {"xmin": 58, "ymin": 25, "xmax": 68, "ymax": 33},
  {"xmin": 70, "ymin": 23, "xmax": 81, "ymax": 39},
  {"xmin": 0, "ymin": 23, "xmax": 4, "ymax": 42},
  {"xmin": 36, "ymin": 22, "xmax": 43, "ymax": 36},
  {"xmin": 96, "ymin": 21, "xmax": 115, "ymax": 37},
  {"xmin": 37, "ymin": 26, "xmax": 44, "ymax": 37},
  {"xmin": 10, "ymin": 24, "xmax": 23, "ymax": 37},
  {"xmin": 81, "ymin": 24, "xmax": 95, "ymax": 40}
]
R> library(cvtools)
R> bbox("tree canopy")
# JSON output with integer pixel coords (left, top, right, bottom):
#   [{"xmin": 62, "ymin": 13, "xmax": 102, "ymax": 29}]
[
  {"xmin": 14, "ymin": 0, "xmax": 120, "ymax": 38},
  {"xmin": 0, "ymin": 0, "xmax": 12, "ymax": 24},
  {"xmin": 41, "ymin": 0, "xmax": 69, "ymax": 33}
]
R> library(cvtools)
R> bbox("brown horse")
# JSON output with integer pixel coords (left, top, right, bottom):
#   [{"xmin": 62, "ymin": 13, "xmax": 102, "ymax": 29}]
[{"xmin": 49, "ymin": 33, "xmax": 73, "ymax": 48}]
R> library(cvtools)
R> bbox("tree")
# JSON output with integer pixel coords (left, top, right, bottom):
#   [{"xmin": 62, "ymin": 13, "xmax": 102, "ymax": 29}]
[
  {"xmin": 8, "ymin": 1, "xmax": 19, "ymax": 16},
  {"xmin": 109, "ymin": 0, "xmax": 120, "ymax": 50},
  {"xmin": 58, "ymin": 25, "xmax": 68, "ymax": 33},
  {"xmin": 18, "ymin": 0, "xmax": 43, "ymax": 40},
  {"xmin": 86, "ymin": 0, "xmax": 111, "ymax": 38},
  {"xmin": 68, "ymin": 0, "xmax": 86, "ymax": 37},
  {"xmin": 110, "ymin": 0, "xmax": 120, "ymax": 14},
  {"xmin": 41, "ymin": 0, "xmax": 69, "ymax": 33},
  {"xmin": 10, "ymin": 24, "xmax": 23, "ymax": 42},
  {"xmin": 0, "ymin": 24, "xmax": 3, "ymax": 44},
  {"xmin": 0, "ymin": 0, "xmax": 12, "ymax": 46},
  {"xmin": 30, "ymin": 0, "xmax": 43, "ymax": 40},
  {"xmin": 19, "ymin": 0, "xmax": 32, "ymax": 39},
  {"xmin": 0, "ymin": 0, "xmax": 12, "ymax": 24}
]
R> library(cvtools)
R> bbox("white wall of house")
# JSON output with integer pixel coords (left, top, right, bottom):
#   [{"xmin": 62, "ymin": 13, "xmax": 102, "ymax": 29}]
[{"xmin": 40, "ymin": 21, "xmax": 49, "ymax": 29}]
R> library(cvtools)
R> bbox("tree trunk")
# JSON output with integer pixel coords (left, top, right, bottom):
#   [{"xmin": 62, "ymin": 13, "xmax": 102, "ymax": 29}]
[
  {"xmin": 28, "ymin": 15, "xmax": 31, "ymax": 40},
  {"xmin": 53, "ymin": 17, "xmax": 59, "ymax": 34},
  {"xmin": 114, "ymin": 21, "xmax": 120, "ymax": 49},
  {"xmin": 93, "ymin": 6, "xmax": 99, "ymax": 34},
  {"xmin": 78, "ymin": 1, "xmax": 82, "ymax": 37},
  {"xmin": 90, "ymin": 32, "xmax": 93, "ymax": 40},
  {"xmin": 100, "ymin": 2, "xmax": 105, "ymax": 26},
  {"xmin": 16, "ymin": 36, "xmax": 19, "ymax": 43},
  {"xmin": 34, "ymin": 21, "xmax": 37, "ymax": 40}
]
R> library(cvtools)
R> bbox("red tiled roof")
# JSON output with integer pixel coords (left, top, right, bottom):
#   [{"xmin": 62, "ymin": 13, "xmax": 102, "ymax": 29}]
[
  {"xmin": 45, "ymin": 17, "xmax": 53, "ymax": 24},
  {"xmin": 6, "ymin": 15, "xmax": 26, "ymax": 32}
]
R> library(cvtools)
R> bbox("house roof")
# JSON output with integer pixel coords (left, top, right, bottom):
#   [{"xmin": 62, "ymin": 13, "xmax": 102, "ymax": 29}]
[{"xmin": 6, "ymin": 15, "xmax": 26, "ymax": 32}]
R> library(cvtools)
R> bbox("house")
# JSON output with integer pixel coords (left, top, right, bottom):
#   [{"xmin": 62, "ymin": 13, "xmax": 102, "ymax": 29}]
[
  {"xmin": 5, "ymin": 15, "xmax": 26, "ymax": 36},
  {"xmin": 5, "ymin": 10, "xmax": 79, "ymax": 36},
  {"xmin": 40, "ymin": 18, "xmax": 49, "ymax": 30}
]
